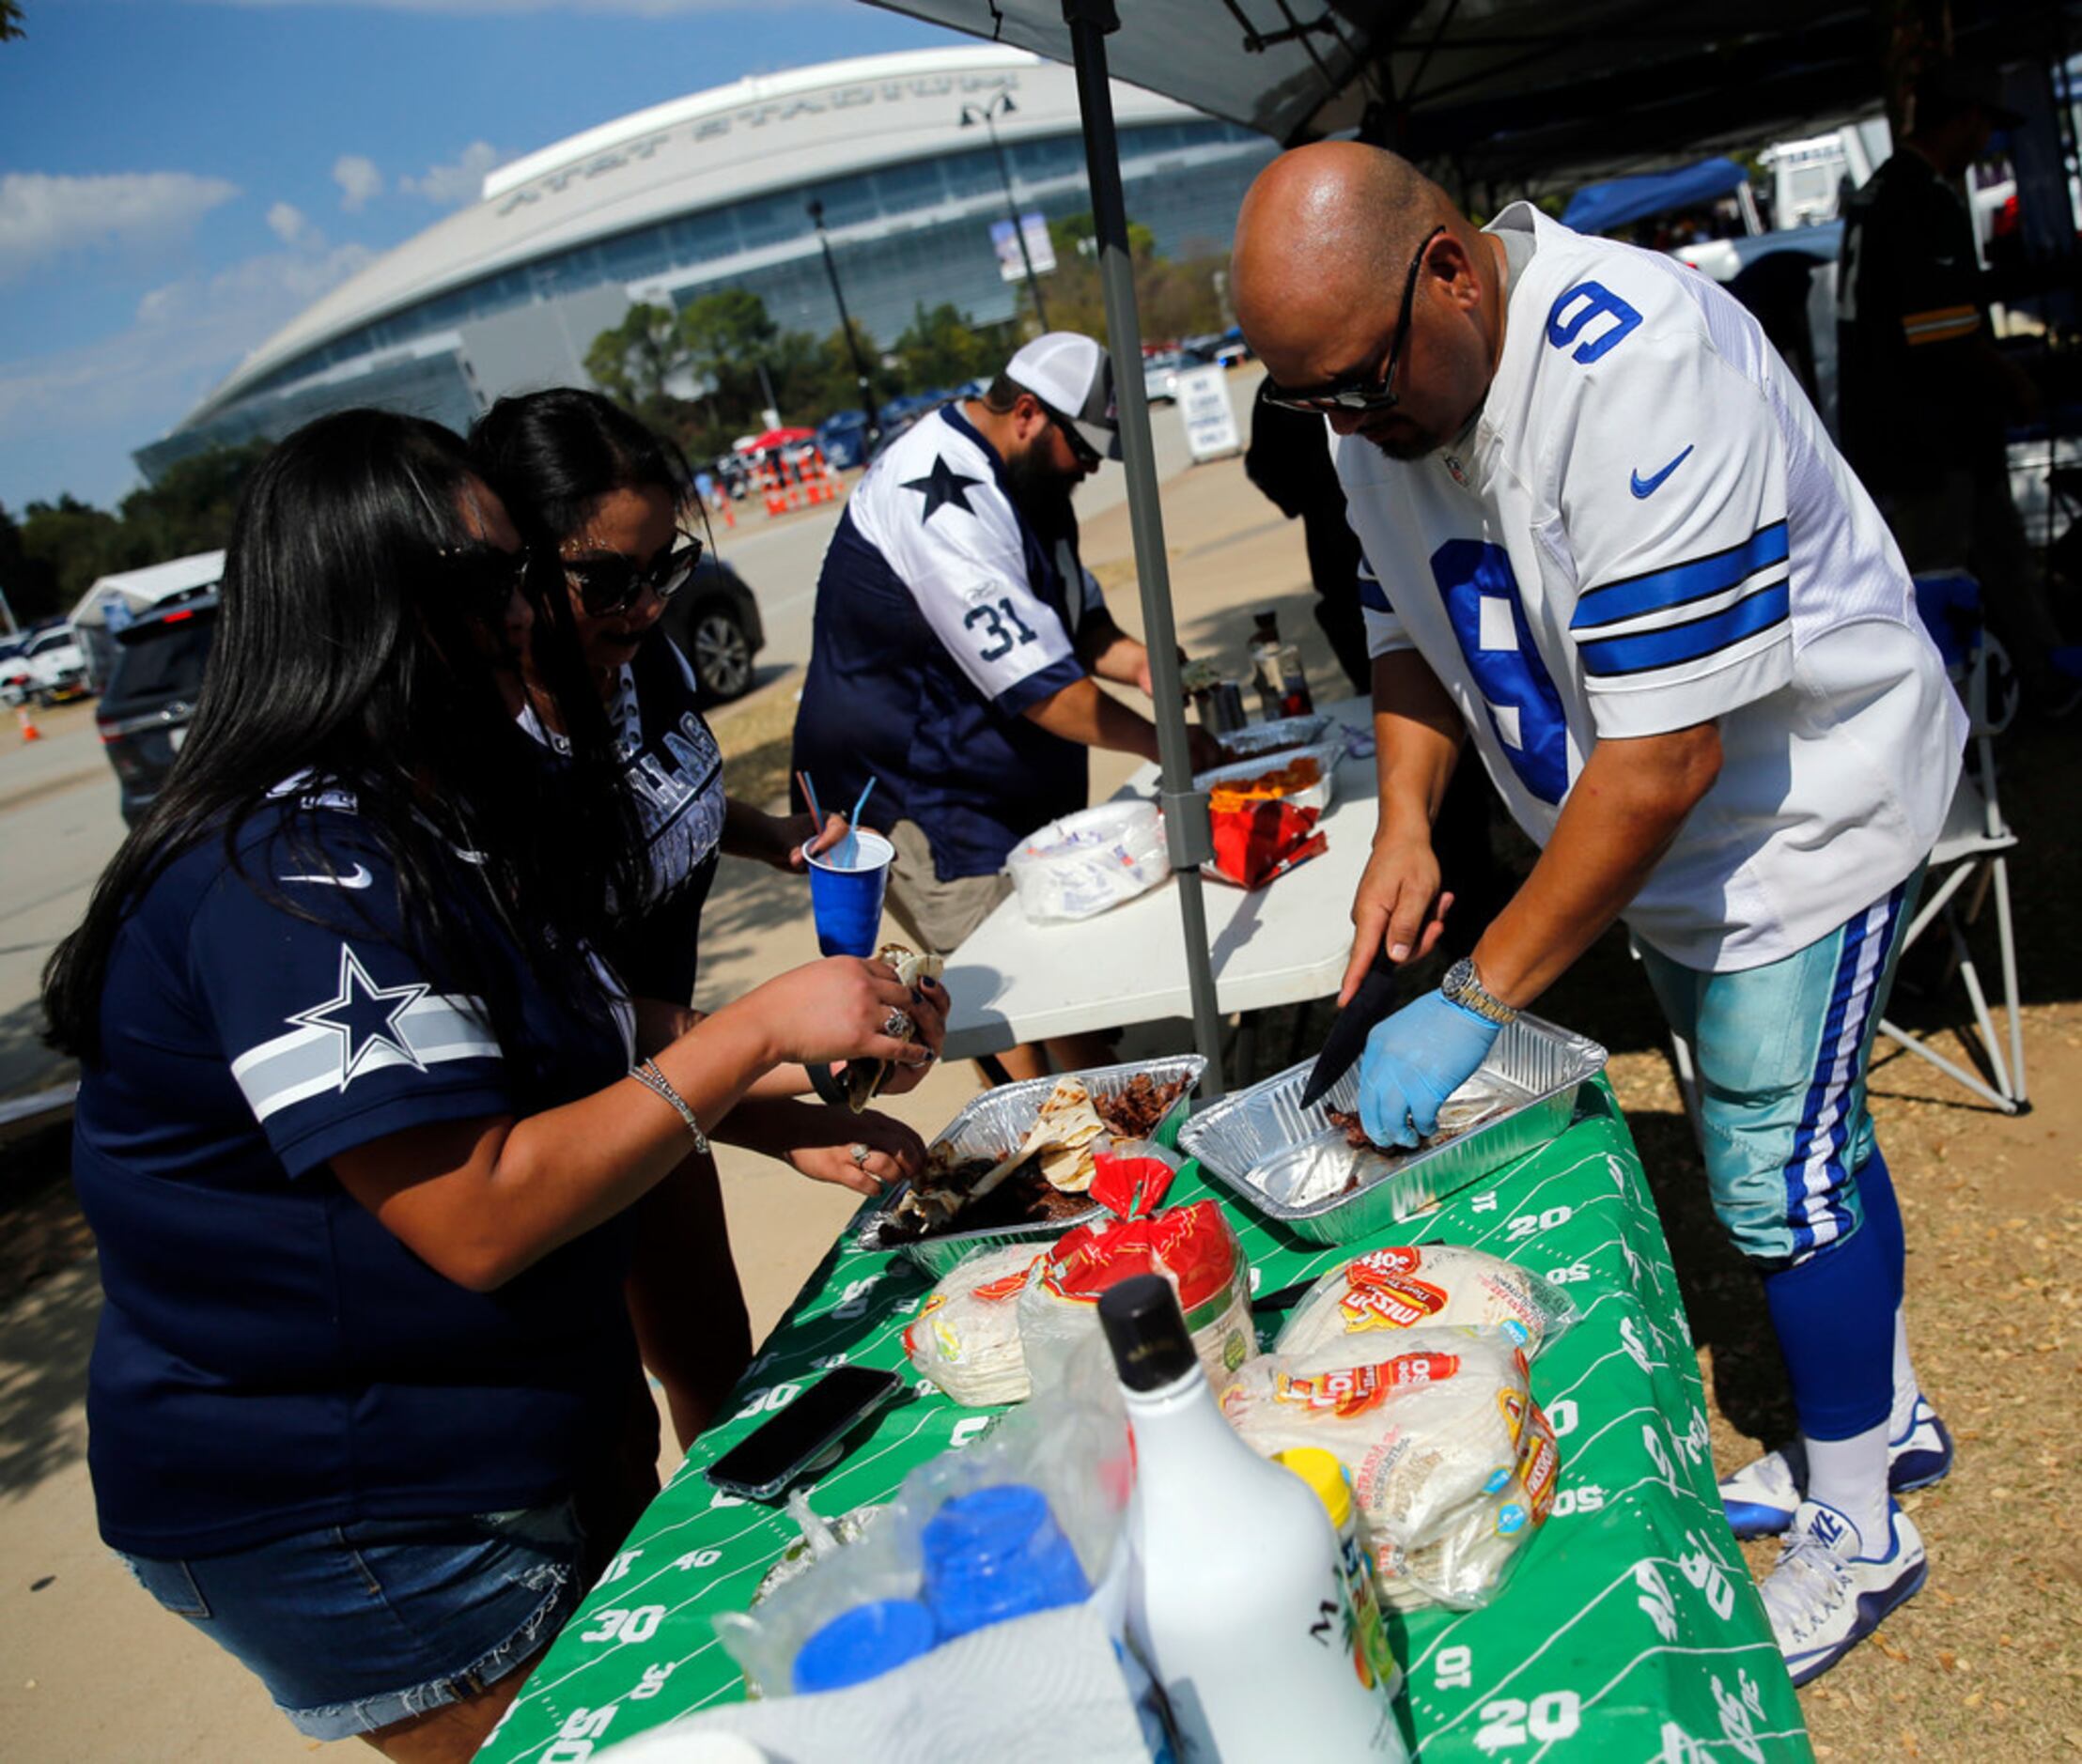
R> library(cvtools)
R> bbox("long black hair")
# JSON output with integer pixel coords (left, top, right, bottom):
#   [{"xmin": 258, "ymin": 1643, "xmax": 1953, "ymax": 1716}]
[
  {"xmin": 469, "ymin": 387, "xmax": 695, "ymax": 556},
  {"xmin": 42, "ymin": 408, "xmax": 641, "ymax": 1063}
]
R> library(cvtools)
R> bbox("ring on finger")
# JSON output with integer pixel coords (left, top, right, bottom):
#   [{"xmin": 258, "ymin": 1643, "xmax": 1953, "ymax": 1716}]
[
  {"xmin": 848, "ymin": 1142, "xmax": 872, "ymax": 1169},
  {"xmin": 882, "ymin": 1007, "xmax": 914, "ymax": 1040}
]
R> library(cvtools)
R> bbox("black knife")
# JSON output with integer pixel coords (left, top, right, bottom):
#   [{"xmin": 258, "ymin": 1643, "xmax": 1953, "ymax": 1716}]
[{"xmin": 1298, "ymin": 952, "xmax": 1406, "ymax": 1109}]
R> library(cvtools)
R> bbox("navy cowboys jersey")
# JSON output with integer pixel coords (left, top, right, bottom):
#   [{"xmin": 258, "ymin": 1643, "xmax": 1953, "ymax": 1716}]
[
  {"xmin": 793, "ymin": 404, "xmax": 1106, "ymax": 880},
  {"xmin": 72, "ymin": 787, "xmax": 639, "ymax": 1555},
  {"xmin": 1343, "ymin": 204, "xmax": 1965, "ymax": 971}
]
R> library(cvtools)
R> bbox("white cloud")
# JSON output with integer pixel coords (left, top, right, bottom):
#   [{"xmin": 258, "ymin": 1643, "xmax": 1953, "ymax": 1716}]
[
  {"xmin": 0, "ymin": 236, "xmax": 375, "ymax": 503},
  {"xmin": 398, "ymin": 141, "xmax": 508, "ymax": 208},
  {"xmin": 0, "ymin": 171, "xmax": 241, "ymax": 283},
  {"xmin": 265, "ymin": 200, "xmax": 311, "ymax": 245},
  {"xmin": 333, "ymin": 153, "xmax": 383, "ymax": 212}
]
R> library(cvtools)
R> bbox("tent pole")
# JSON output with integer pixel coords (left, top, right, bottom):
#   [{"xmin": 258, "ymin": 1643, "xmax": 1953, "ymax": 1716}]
[{"xmin": 1062, "ymin": 0, "xmax": 1227, "ymax": 1101}]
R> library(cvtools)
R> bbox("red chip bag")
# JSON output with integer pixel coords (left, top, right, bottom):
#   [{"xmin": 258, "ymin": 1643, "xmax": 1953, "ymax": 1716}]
[{"xmin": 1209, "ymin": 797, "xmax": 1328, "ymax": 889}]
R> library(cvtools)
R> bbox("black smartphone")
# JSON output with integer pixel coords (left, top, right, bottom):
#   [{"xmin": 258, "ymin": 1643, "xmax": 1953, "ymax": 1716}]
[{"xmin": 705, "ymin": 1366, "xmax": 906, "ymax": 1500}]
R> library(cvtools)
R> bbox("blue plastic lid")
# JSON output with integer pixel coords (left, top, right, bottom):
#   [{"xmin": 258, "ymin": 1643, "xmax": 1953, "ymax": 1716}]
[
  {"xmin": 790, "ymin": 1599, "xmax": 937, "ymax": 1694},
  {"xmin": 922, "ymin": 1482, "xmax": 1091, "ymax": 1640}
]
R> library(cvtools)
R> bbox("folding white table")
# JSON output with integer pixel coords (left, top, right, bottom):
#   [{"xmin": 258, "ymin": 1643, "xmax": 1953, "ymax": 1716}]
[{"xmin": 941, "ymin": 696, "xmax": 1378, "ymax": 1062}]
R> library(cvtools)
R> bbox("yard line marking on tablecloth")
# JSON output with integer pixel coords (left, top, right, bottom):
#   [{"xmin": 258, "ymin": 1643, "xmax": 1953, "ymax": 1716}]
[
  {"xmin": 1631, "ymin": 1724, "xmax": 1810, "ymax": 1763},
  {"xmin": 1406, "ymin": 1553, "xmax": 1686, "ymax": 1698},
  {"xmin": 806, "ymin": 1402, "xmax": 952, "ymax": 1498},
  {"xmin": 508, "ymin": 1564, "xmax": 762, "ymax": 1716},
  {"xmin": 1543, "ymin": 1343, "xmax": 1663, "ymax": 1406},
  {"xmin": 1519, "ymin": 1641, "xmax": 1791, "ymax": 1763}
]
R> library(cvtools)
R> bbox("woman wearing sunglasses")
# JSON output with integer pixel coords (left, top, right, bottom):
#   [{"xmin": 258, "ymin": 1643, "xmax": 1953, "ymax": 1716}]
[
  {"xmin": 470, "ymin": 389, "xmax": 944, "ymax": 1453},
  {"xmin": 42, "ymin": 410, "xmax": 938, "ymax": 1761}
]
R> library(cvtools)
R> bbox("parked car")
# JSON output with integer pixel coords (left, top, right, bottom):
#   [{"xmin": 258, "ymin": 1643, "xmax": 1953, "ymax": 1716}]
[
  {"xmin": 816, "ymin": 409, "xmax": 872, "ymax": 471},
  {"xmin": 6, "ymin": 624, "xmax": 92, "ymax": 706},
  {"xmin": 1141, "ymin": 347, "xmax": 1209, "ymax": 405},
  {"xmin": 97, "ymin": 595, "xmax": 216, "ymax": 824},
  {"xmin": 661, "ymin": 553, "xmax": 767, "ymax": 704},
  {"xmin": 0, "ymin": 633, "xmax": 27, "ymax": 705}
]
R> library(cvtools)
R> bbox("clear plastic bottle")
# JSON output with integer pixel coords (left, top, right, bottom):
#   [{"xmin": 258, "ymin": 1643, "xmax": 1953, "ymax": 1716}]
[
  {"xmin": 1249, "ymin": 611, "xmax": 1284, "ymax": 719},
  {"xmin": 1099, "ymin": 1276, "xmax": 1407, "ymax": 1762}
]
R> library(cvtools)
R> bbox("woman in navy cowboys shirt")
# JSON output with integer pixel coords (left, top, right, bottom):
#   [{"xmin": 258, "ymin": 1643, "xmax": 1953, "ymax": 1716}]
[
  {"xmin": 40, "ymin": 410, "xmax": 942, "ymax": 1760},
  {"xmin": 470, "ymin": 390, "xmax": 945, "ymax": 1457}
]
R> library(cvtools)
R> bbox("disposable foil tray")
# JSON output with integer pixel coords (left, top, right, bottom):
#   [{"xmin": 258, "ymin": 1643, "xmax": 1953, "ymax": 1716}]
[
  {"xmin": 1192, "ymin": 740, "xmax": 1345, "ymax": 815},
  {"xmin": 1215, "ymin": 714, "xmax": 1331, "ymax": 761},
  {"xmin": 856, "ymin": 1055, "xmax": 1206, "ymax": 1277},
  {"xmin": 1178, "ymin": 1015, "xmax": 1606, "ymax": 1245}
]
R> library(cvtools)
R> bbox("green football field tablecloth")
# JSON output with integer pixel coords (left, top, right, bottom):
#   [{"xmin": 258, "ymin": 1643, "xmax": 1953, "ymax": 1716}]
[{"xmin": 482, "ymin": 1082, "xmax": 1812, "ymax": 1763}]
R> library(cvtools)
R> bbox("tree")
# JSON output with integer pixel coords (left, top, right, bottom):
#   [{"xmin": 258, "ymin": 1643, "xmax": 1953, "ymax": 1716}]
[
  {"xmin": 117, "ymin": 441, "xmax": 271, "ymax": 565},
  {"xmin": 893, "ymin": 302, "xmax": 998, "ymax": 394},
  {"xmin": 583, "ymin": 303, "xmax": 694, "ymax": 419},
  {"xmin": 0, "ymin": 3, "xmax": 24, "ymax": 44},
  {"xmin": 0, "ymin": 502, "xmax": 61, "ymax": 627},
  {"xmin": 18, "ymin": 495, "xmax": 130, "ymax": 616}
]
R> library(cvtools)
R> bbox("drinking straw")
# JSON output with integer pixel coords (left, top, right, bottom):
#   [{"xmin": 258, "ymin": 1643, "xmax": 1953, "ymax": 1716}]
[
  {"xmin": 837, "ymin": 776, "xmax": 877, "ymax": 869},
  {"xmin": 798, "ymin": 769, "xmax": 825, "ymax": 828}
]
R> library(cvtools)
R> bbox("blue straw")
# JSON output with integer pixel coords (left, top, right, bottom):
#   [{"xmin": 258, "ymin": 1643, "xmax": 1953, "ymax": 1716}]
[{"xmin": 839, "ymin": 776, "xmax": 877, "ymax": 868}]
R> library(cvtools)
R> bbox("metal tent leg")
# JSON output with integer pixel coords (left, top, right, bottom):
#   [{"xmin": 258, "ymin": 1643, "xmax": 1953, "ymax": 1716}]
[
  {"xmin": 1874, "ymin": 1015, "xmax": 2022, "ymax": 1114},
  {"xmin": 1991, "ymin": 854, "xmax": 2028, "ymax": 1107}
]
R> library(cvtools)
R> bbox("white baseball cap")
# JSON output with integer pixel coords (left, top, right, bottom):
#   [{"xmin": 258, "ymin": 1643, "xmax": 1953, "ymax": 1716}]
[{"xmin": 1003, "ymin": 332, "xmax": 1121, "ymax": 461}]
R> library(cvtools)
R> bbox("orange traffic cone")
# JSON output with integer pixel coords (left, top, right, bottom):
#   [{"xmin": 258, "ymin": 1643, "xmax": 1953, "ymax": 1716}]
[{"xmin": 18, "ymin": 703, "xmax": 42, "ymax": 743}]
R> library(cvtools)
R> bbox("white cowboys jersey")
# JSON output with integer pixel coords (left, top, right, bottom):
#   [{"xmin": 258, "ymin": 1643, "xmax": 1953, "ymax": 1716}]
[{"xmin": 1342, "ymin": 203, "xmax": 1965, "ymax": 971}]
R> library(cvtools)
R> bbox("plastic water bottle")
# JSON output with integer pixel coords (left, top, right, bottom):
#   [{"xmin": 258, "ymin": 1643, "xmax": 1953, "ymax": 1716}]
[{"xmin": 1099, "ymin": 1276, "xmax": 1407, "ymax": 1762}]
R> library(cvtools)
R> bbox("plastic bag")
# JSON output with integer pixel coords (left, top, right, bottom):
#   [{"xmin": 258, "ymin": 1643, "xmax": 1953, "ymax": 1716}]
[
  {"xmin": 1220, "ymin": 1327, "xmax": 1558, "ymax": 1610},
  {"xmin": 1086, "ymin": 1136, "xmax": 1182, "ymax": 1220},
  {"xmin": 1018, "ymin": 1200, "xmax": 1254, "ymax": 1394},
  {"xmin": 1006, "ymin": 801, "xmax": 1168, "ymax": 924},
  {"xmin": 714, "ymin": 1352, "xmax": 1132, "ymax": 1699},
  {"xmin": 902, "ymin": 1245, "xmax": 1046, "ymax": 1407},
  {"xmin": 1206, "ymin": 797, "xmax": 1328, "ymax": 889},
  {"xmin": 1273, "ymin": 1244, "xmax": 1576, "ymax": 1361}
]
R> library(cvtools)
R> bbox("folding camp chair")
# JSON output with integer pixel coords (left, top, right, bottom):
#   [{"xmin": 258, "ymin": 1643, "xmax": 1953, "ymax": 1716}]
[
  {"xmin": 1655, "ymin": 571, "xmax": 2027, "ymax": 1133},
  {"xmin": 1870, "ymin": 572, "xmax": 2028, "ymax": 1113}
]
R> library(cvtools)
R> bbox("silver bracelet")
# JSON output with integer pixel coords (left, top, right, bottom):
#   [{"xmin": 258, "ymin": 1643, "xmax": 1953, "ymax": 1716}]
[{"xmin": 629, "ymin": 1059, "xmax": 709, "ymax": 1153}]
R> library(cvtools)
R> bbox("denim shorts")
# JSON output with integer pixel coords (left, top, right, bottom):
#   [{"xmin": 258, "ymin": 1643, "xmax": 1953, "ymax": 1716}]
[{"xmin": 117, "ymin": 1498, "xmax": 588, "ymax": 1741}]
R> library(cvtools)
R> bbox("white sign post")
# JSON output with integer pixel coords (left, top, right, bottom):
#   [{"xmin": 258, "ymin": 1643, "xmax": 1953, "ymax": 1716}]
[{"xmin": 1176, "ymin": 364, "xmax": 1240, "ymax": 463}]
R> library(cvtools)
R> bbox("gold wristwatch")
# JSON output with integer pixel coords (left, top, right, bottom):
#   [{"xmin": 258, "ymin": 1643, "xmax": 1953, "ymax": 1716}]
[{"xmin": 1441, "ymin": 957, "xmax": 1518, "ymax": 1026}]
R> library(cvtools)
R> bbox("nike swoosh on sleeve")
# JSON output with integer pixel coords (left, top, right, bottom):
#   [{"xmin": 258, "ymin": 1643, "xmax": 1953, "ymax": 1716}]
[
  {"xmin": 1629, "ymin": 444, "xmax": 1696, "ymax": 499},
  {"xmin": 278, "ymin": 864, "xmax": 374, "ymax": 890}
]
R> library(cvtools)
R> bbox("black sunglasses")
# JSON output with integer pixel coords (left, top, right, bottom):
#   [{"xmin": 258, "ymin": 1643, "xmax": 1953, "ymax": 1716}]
[
  {"xmin": 1263, "ymin": 224, "xmax": 1450, "ymax": 414},
  {"xmin": 436, "ymin": 542, "xmax": 536, "ymax": 623},
  {"xmin": 1050, "ymin": 410, "xmax": 1103, "ymax": 472},
  {"xmin": 561, "ymin": 531, "xmax": 706, "ymax": 618}
]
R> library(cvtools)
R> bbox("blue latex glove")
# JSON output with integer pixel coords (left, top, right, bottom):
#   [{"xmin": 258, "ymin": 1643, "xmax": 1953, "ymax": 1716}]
[{"xmin": 1357, "ymin": 987, "xmax": 1503, "ymax": 1150}]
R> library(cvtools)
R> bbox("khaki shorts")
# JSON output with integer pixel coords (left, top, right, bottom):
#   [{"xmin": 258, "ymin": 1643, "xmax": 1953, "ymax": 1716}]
[{"xmin": 882, "ymin": 818, "xmax": 1013, "ymax": 957}]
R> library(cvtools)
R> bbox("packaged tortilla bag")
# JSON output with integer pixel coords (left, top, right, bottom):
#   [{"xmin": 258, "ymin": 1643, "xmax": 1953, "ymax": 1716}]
[
  {"xmin": 1220, "ymin": 1327, "xmax": 1558, "ymax": 1610},
  {"xmin": 1019, "ymin": 1200, "xmax": 1254, "ymax": 1393},
  {"xmin": 902, "ymin": 1245, "xmax": 1046, "ymax": 1407},
  {"xmin": 1274, "ymin": 1244, "xmax": 1576, "ymax": 1361}
]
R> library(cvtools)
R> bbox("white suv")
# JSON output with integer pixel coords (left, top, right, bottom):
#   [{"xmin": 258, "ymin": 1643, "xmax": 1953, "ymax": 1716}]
[{"xmin": 4, "ymin": 626, "xmax": 91, "ymax": 706}]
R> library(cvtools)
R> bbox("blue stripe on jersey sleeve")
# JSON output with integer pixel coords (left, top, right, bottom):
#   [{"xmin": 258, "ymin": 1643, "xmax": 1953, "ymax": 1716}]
[
  {"xmin": 1578, "ymin": 579, "xmax": 1790, "ymax": 677},
  {"xmin": 1570, "ymin": 519, "xmax": 1790, "ymax": 632},
  {"xmin": 1359, "ymin": 574, "xmax": 1393, "ymax": 614}
]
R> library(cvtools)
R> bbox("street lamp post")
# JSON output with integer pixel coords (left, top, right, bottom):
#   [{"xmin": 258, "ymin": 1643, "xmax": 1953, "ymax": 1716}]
[
  {"xmin": 959, "ymin": 93, "xmax": 1049, "ymax": 332},
  {"xmin": 805, "ymin": 197, "xmax": 881, "ymax": 450}
]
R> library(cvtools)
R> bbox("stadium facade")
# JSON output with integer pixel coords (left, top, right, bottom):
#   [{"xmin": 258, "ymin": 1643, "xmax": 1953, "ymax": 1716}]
[{"xmin": 136, "ymin": 48, "xmax": 1276, "ymax": 479}]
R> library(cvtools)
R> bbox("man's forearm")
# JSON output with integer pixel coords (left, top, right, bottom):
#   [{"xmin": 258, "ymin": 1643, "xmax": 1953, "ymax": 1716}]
[
  {"xmin": 1472, "ymin": 723, "xmax": 1722, "ymax": 1009},
  {"xmin": 1086, "ymin": 633, "xmax": 1147, "ymax": 688},
  {"xmin": 1024, "ymin": 674, "xmax": 1159, "ymax": 760},
  {"xmin": 1372, "ymin": 650, "xmax": 1466, "ymax": 843}
]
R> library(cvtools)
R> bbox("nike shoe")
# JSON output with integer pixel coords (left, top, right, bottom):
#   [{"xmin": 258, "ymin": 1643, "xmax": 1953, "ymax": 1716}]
[
  {"xmin": 1762, "ymin": 1499, "xmax": 1927, "ymax": 1687},
  {"xmin": 1719, "ymin": 1398, "xmax": 1954, "ymax": 1540}
]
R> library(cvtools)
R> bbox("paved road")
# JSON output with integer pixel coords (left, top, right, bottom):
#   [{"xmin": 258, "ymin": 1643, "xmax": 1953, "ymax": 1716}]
[{"xmin": 718, "ymin": 379, "xmax": 1226, "ymax": 672}]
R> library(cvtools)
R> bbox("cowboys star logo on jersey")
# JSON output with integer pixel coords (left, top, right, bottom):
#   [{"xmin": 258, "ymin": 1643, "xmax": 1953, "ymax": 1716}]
[{"xmin": 229, "ymin": 942, "xmax": 499, "ymax": 1122}]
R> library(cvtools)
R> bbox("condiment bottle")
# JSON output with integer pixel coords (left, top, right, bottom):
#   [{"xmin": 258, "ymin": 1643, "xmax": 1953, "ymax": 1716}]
[
  {"xmin": 1099, "ymin": 1276, "xmax": 1407, "ymax": 1762},
  {"xmin": 1275, "ymin": 642, "xmax": 1313, "ymax": 717},
  {"xmin": 1273, "ymin": 1447, "xmax": 1403, "ymax": 1704},
  {"xmin": 1249, "ymin": 611, "xmax": 1284, "ymax": 719}
]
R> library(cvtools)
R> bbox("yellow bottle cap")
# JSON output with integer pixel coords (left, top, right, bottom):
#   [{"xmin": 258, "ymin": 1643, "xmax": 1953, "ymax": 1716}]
[{"xmin": 1273, "ymin": 1447, "xmax": 1354, "ymax": 1530}]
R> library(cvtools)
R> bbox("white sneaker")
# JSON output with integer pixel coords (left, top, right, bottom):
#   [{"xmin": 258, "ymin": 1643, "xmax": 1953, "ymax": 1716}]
[
  {"xmin": 1761, "ymin": 1499, "xmax": 1927, "ymax": 1687},
  {"xmin": 1719, "ymin": 1398, "xmax": 1954, "ymax": 1539}
]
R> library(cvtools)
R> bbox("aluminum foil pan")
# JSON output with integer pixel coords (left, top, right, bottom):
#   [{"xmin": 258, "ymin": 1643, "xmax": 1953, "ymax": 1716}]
[
  {"xmin": 857, "ymin": 1055, "xmax": 1207, "ymax": 1277},
  {"xmin": 1216, "ymin": 714, "xmax": 1331, "ymax": 761},
  {"xmin": 1178, "ymin": 1015, "xmax": 1607, "ymax": 1246},
  {"xmin": 1192, "ymin": 739, "xmax": 1345, "ymax": 815}
]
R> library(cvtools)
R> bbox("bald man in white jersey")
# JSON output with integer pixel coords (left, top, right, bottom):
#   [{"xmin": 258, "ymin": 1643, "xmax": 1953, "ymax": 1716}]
[{"xmin": 1234, "ymin": 144, "xmax": 1963, "ymax": 1685}]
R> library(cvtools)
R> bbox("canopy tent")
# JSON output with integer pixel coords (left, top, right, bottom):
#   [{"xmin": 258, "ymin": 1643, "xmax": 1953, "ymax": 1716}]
[
  {"xmin": 1562, "ymin": 156, "xmax": 1752, "ymax": 236},
  {"xmin": 71, "ymin": 550, "xmax": 225, "ymax": 631},
  {"xmin": 857, "ymin": 0, "xmax": 2078, "ymax": 1096}
]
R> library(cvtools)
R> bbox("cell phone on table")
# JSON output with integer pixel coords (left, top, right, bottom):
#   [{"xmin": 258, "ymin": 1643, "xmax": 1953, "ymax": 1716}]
[{"xmin": 705, "ymin": 1366, "xmax": 906, "ymax": 1501}]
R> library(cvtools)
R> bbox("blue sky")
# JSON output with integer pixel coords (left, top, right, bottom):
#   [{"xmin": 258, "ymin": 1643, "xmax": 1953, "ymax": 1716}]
[{"xmin": 0, "ymin": 0, "xmax": 962, "ymax": 511}]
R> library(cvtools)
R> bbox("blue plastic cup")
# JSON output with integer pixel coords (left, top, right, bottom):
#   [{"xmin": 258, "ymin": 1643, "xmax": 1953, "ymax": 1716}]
[
  {"xmin": 791, "ymin": 1598, "xmax": 937, "ymax": 1694},
  {"xmin": 920, "ymin": 1482, "xmax": 1092, "ymax": 1641},
  {"xmin": 804, "ymin": 828, "xmax": 894, "ymax": 958}
]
